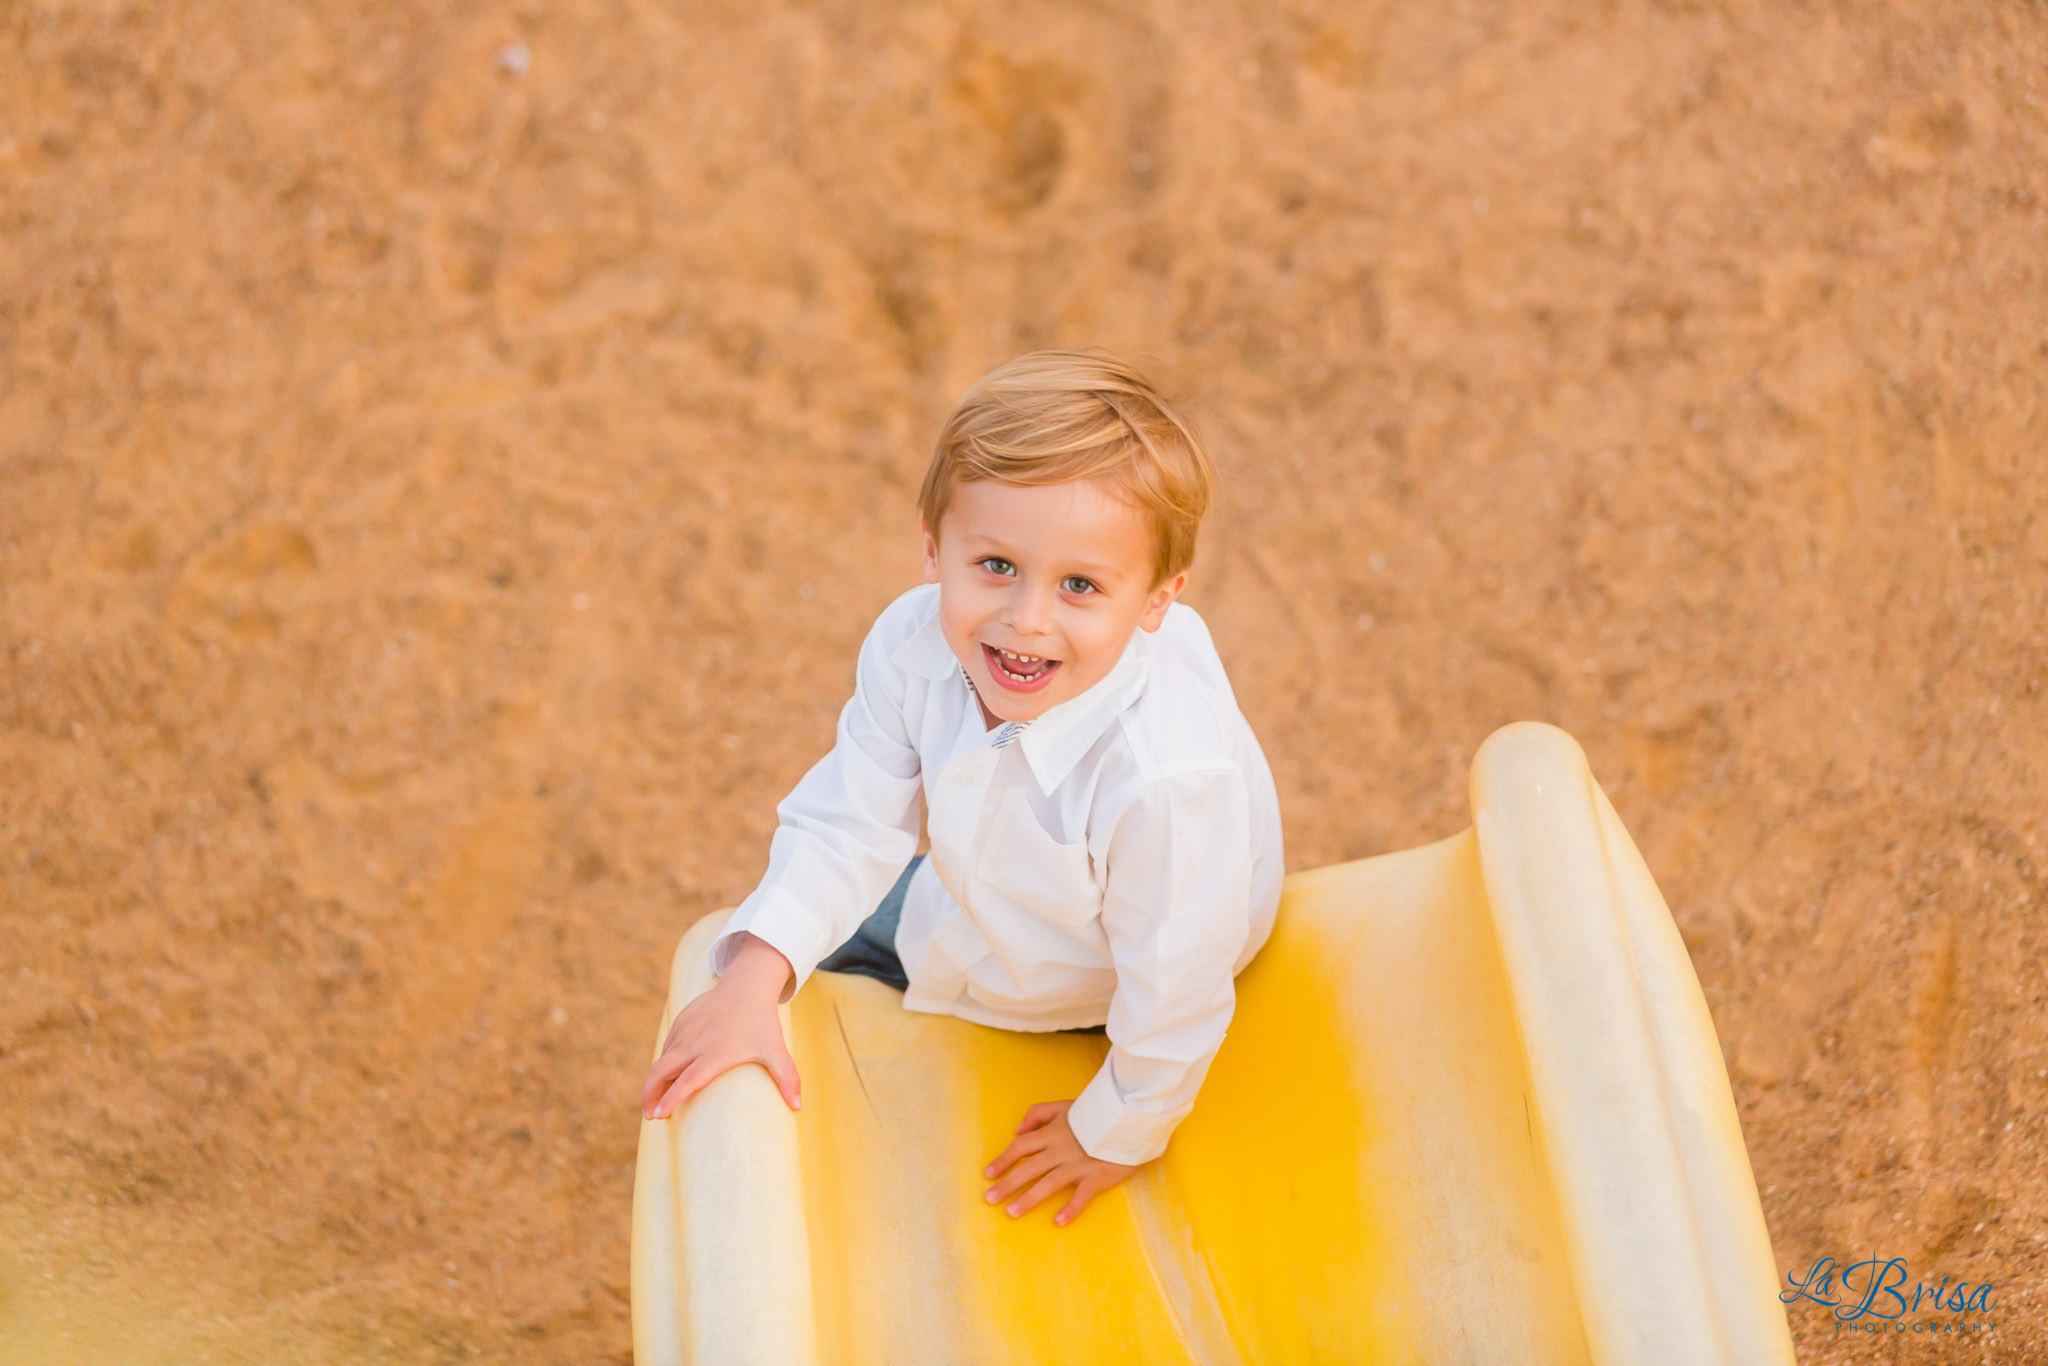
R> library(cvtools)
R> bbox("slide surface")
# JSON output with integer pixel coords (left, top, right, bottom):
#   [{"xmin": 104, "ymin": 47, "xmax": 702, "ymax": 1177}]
[{"xmin": 632, "ymin": 722, "xmax": 1796, "ymax": 1365}]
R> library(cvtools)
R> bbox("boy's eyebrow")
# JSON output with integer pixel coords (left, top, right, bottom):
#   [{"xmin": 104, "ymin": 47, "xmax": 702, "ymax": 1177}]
[{"xmin": 960, "ymin": 534, "xmax": 1126, "ymax": 580}]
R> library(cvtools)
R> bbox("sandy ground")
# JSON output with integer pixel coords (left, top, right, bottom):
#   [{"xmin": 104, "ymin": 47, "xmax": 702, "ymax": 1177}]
[{"xmin": 3, "ymin": 1, "xmax": 2045, "ymax": 1361}]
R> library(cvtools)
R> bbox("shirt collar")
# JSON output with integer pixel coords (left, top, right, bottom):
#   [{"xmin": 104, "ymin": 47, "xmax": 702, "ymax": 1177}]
[
  {"xmin": 1010, "ymin": 633, "xmax": 1151, "ymax": 794},
  {"xmin": 890, "ymin": 597, "xmax": 963, "ymax": 681},
  {"xmin": 890, "ymin": 592, "xmax": 1154, "ymax": 796}
]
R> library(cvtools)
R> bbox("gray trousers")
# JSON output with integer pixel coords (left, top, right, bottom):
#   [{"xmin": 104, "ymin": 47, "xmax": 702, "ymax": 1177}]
[{"xmin": 817, "ymin": 854, "xmax": 1107, "ymax": 1036}]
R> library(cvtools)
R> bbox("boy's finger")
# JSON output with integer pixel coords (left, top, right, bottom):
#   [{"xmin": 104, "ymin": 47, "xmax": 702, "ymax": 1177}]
[
  {"xmin": 652, "ymin": 1058, "xmax": 715, "ymax": 1119},
  {"xmin": 1053, "ymin": 1184, "xmax": 1098, "ymax": 1227},
  {"xmin": 640, "ymin": 1047, "xmax": 693, "ymax": 1114},
  {"xmin": 982, "ymin": 1128, "xmax": 1049, "ymax": 1178},
  {"xmin": 984, "ymin": 1151, "xmax": 1057, "ymax": 1207},
  {"xmin": 759, "ymin": 1049, "xmax": 804, "ymax": 1111},
  {"xmin": 1003, "ymin": 1166, "xmax": 1074, "ymax": 1219},
  {"xmin": 1016, "ymin": 1102, "xmax": 1063, "ymax": 1131}
]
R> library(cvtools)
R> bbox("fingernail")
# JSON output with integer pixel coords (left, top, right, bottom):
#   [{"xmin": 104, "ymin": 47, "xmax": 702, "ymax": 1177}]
[
  {"xmin": 1007, "ymin": 1204, "xmax": 1021, "ymax": 1216},
  {"xmin": 984, "ymin": 1190, "xmax": 998, "ymax": 1202}
]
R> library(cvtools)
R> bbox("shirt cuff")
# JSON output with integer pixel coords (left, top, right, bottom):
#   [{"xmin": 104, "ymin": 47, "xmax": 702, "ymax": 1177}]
[
  {"xmin": 1066, "ymin": 1056, "xmax": 1182, "ymax": 1166},
  {"xmin": 708, "ymin": 885, "xmax": 835, "ymax": 1006}
]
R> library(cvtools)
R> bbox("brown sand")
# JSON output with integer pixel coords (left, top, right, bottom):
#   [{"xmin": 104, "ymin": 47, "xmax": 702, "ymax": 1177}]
[{"xmin": 3, "ymin": 2, "xmax": 2044, "ymax": 1361}]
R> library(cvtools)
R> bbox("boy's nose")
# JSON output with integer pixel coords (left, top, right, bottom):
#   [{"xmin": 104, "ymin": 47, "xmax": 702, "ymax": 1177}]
[{"xmin": 1003, "ymin": 588, "xmax": 1056, "ymax": 637}]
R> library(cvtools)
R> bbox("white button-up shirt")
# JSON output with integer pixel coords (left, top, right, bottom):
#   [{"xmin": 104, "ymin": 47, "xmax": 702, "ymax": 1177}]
[{"xmin": 709, "ymin": 582, "xmax": 1285, "ymax": 1165}]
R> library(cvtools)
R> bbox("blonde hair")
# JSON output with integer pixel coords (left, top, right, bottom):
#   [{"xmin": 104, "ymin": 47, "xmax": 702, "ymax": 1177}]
[{"xmin": 917, "ymin": 349, "xmax": 1216, "ymax": 589}]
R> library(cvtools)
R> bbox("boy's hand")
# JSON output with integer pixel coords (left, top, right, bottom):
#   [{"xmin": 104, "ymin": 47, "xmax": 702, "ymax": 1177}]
[
  {"xmin": 640, "ymin": 934, "xmax": 803, "ymax": 1120},
  {"xmin": 982, "ymin": 1100, "xmax": 1143, "ymax": 1227}
]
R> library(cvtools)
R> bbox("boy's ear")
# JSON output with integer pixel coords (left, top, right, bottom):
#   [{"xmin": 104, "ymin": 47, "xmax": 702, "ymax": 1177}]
[
  {"xmin": 1138, "ymin": 569, "xmax": 1188, "ymax": 631},
  {"xmin": 920, "ymin": 524, "xmax": 941, "ymax": 583}
]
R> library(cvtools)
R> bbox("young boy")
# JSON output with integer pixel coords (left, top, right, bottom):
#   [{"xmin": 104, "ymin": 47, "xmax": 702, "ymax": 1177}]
[{"xmin": 639, "ymin": 350, "xmax": 1285, "ymax": 1228}]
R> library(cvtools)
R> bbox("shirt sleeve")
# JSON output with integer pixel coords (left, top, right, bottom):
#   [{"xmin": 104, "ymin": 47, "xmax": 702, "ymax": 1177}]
[
  {"xmin": 707, "ymin": 607, "xmax": 925, "ymax": 1004},
  {"xmin": 1065, "ymin": 767, "xmax": 1257, "ymax": 1165}
]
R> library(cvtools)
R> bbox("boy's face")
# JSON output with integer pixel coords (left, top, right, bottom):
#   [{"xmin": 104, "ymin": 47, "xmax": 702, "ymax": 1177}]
[{"xmin": 921, "ymin": 477, "xmax": 1188, "ymax": 726}]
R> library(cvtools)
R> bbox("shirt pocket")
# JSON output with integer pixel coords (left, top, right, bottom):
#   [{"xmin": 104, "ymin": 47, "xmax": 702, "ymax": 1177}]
[{"xmin": 974, "ymin": 785, "xmax": 1101, "ymax": 927}]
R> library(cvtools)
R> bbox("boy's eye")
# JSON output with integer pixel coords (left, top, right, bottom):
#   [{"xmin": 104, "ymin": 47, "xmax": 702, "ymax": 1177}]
[{"xmin": 973, "ymin": 558, "xmax": 1096, "ymax": 595}]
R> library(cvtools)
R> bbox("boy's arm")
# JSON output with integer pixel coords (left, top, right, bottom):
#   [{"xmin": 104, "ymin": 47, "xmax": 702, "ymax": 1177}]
[
  {"xmin": 1065, "ymin": 768, "xmax": 1257, "ymax": 1167},
  {"xmin": 707, "ymin": 608, "xmax": 924, "ymax": 1004}
]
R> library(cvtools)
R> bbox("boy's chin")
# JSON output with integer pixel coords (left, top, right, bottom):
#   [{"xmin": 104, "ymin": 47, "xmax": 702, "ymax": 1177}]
[
  {"xmin": 984, "ymin": 695, "xmax": 1050, "ymax": 723},
  {"xmin": 981, "ymin": 682, "xmax": 1062, "ymax": 722}
]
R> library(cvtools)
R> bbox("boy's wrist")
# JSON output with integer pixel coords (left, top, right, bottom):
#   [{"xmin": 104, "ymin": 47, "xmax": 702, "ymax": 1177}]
[{"xmin": 719, "ymin": 932, "xmax": 795, "ymax": 1000}]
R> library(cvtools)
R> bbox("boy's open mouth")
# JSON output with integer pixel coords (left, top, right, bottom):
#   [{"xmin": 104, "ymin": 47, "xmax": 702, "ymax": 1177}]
[{"xmin": 982, "ymin": 641, "xmax": 1062, "ymax": 693}]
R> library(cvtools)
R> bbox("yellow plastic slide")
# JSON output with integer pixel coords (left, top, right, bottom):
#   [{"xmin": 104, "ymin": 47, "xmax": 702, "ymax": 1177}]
[{"xmin": 632, "ymin": 722, "xmax": 1797, "ymax": 1364}]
